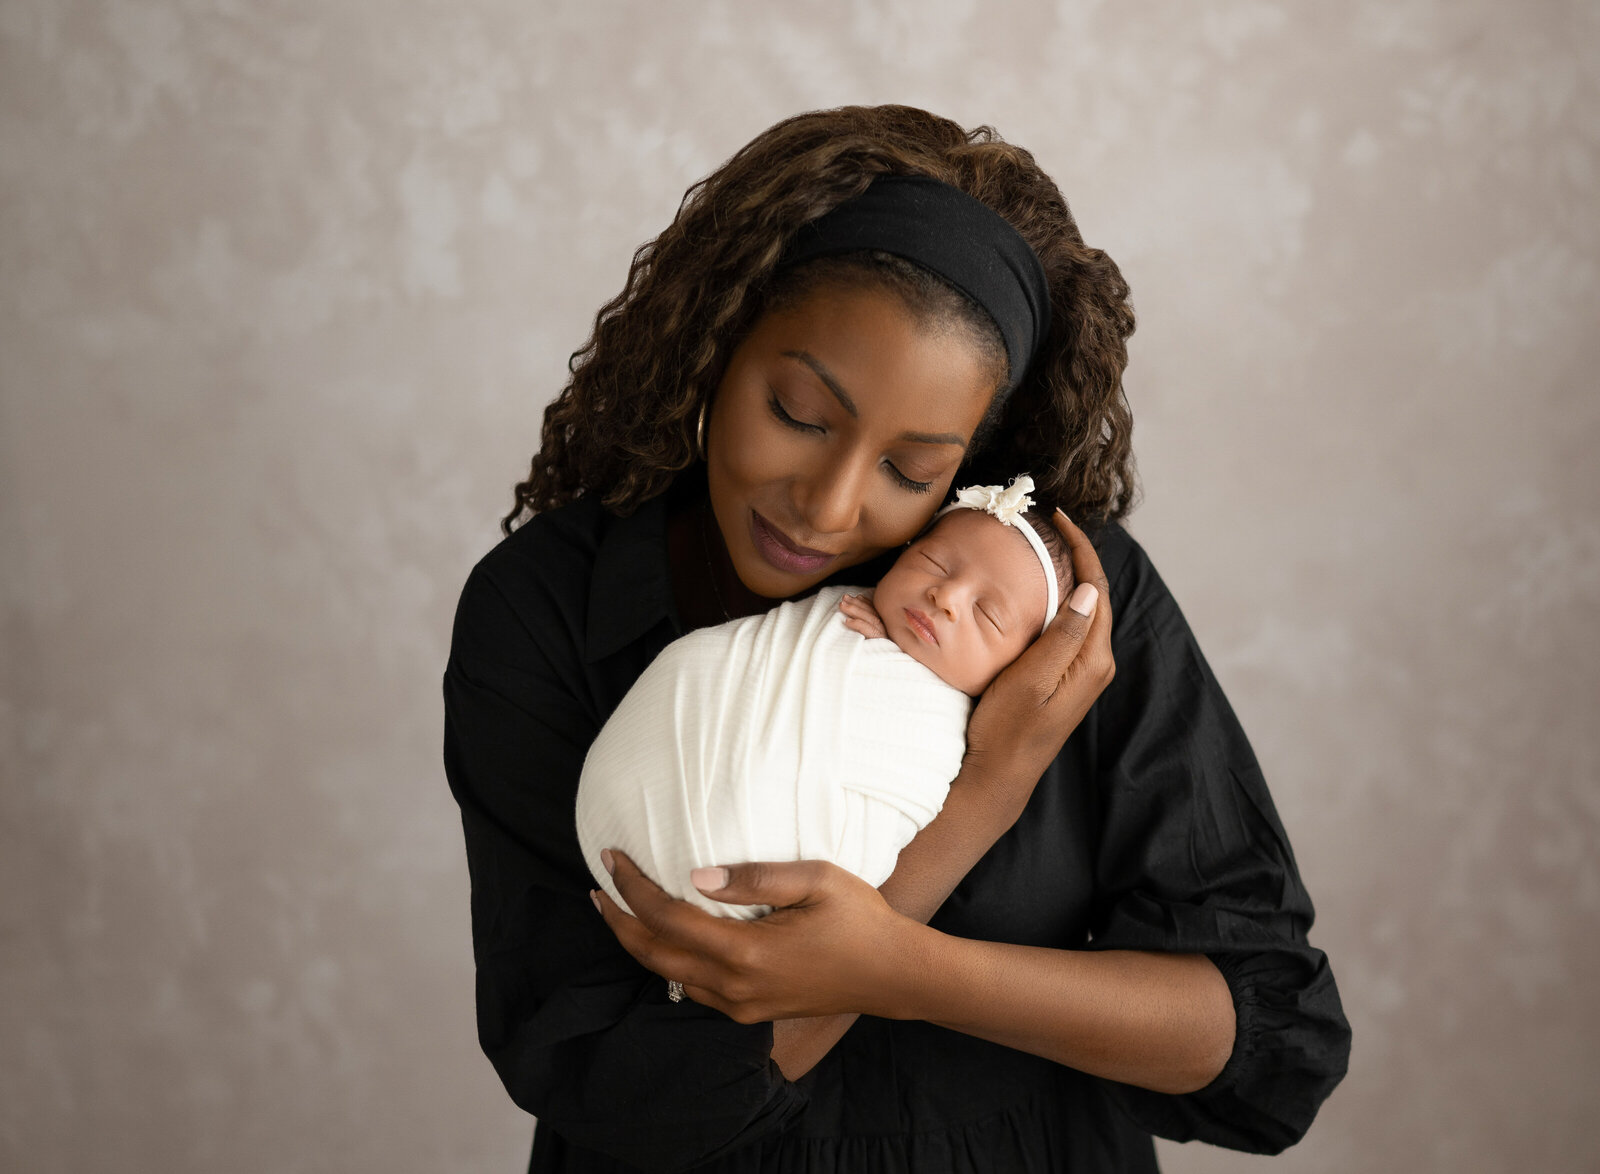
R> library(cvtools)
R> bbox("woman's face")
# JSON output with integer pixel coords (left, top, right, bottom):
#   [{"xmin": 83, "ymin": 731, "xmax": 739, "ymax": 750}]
[{"xmin": 705, "ymin": 280, "xmax": 999, "ymax": 600}]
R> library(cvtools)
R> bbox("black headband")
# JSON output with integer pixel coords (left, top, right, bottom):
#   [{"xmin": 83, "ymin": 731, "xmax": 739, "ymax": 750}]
[{"xmin": 779, "ymin": 175, "xmax": 1052, "ymax": 393}]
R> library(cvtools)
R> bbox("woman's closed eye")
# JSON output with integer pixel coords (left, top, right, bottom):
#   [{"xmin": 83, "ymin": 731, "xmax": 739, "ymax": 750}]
[
  {"xmin": 768, "ymin": 391, "xmax": 822, "ymax": 433},
  {"xmin": 768, "ymin": 392, "xmax": 935, "ymax": 495},
  {"xmin": 885, "ymin": 464, "xmax": 934, "ymax": 494}
]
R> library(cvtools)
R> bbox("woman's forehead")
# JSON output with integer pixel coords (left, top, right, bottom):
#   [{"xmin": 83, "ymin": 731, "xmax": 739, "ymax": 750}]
[{"xmin": 757, "ymin": 284, "xmax": 997, "ymax": 434}]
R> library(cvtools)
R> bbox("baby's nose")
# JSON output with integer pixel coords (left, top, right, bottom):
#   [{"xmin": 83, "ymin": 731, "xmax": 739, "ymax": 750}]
[{"xmin": 928, "ymin": 582, "xmax": 961, "ymax": 620}]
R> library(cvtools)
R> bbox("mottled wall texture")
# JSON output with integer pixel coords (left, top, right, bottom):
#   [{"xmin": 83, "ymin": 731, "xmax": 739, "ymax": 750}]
[{"xmin": 2, "ymin": 1, "xmax": 1595, "ymax": 1171}]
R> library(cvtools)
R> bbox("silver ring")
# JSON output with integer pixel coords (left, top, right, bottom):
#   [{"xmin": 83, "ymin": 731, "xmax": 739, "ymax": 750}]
[{"xmin": 667, "ymin": 980, "xmax": 685, "ymax": 1003}]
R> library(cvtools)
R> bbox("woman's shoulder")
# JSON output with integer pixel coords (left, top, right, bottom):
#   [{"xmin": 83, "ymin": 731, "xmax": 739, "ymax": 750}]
[
  {"xmin": 469, "ymin": 492, "xmax": 665, "ymax": 609},
  {"xmin": 475, "ymin": 496, "xmax": 610, "ymax": 581},
  {"xmin": 459, "ymin": 492, "xmax": 679, "ymax": 674},
  {"xmin": 452, "ymin": 495, "xmax": 619, "ymax": 650},
  {"xmin": 1084, "ymin": 518, "xmax": 1172, "ymax": 620}
]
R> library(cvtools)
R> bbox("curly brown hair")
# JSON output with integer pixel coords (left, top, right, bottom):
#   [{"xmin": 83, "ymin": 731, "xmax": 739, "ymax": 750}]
[{"xmin": 502, "ymin": 104, "xmax": 1138, "ymax": 535}]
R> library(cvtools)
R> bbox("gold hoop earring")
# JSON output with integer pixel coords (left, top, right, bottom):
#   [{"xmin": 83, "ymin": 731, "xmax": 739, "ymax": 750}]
[{"xmin": 696, "ymin": 401, "xmax": 709, "ymax": 459}]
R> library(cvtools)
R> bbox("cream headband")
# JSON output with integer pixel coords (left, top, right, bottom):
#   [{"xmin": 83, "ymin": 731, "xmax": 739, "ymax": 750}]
[{"xmin": 935, "ymin": 474, "xmax": 1059, "ymax": 628}]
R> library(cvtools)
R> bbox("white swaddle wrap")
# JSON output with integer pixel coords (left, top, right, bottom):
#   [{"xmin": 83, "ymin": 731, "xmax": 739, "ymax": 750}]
[{"xmin": 576, "ymin": 585, "xmax": 972, "ymax": 919}]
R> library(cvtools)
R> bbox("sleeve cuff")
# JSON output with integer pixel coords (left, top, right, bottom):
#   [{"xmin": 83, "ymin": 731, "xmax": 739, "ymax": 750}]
[{"xmin": 1197, "ymin": 949, "xmax": 1266, "ymax": 1099}]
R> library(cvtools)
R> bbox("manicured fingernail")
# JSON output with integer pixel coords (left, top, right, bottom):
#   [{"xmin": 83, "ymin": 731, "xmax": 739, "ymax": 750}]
[
  {"xmin": 691, "ymin": 866, "xmax": 729, "ymax": 893},
  {"xmin": 1067, "ymin": 582, "xmax": 1098, "ymax": 616},
  {"xmin": 600, "ymin": 849, "xmax": 615, "ymax": 875},
  {"xmin": 590, "ymin": 889, "xmax": 602, "ymax": 913}
]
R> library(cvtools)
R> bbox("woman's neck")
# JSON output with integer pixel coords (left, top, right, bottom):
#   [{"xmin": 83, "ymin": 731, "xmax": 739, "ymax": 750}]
[{"xmin": 665, "ymin": 490, "xmax": 773, "ymax": 630}]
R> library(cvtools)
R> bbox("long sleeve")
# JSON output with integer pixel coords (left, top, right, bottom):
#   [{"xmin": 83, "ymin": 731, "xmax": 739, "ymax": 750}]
[
  {"xmin": 1082, "ymin": 526, "xmax": 1351, "ymax": 1153},
  {"xmin": 442, "ymin": 521, "xmax": 808, "ymax": 1173}
]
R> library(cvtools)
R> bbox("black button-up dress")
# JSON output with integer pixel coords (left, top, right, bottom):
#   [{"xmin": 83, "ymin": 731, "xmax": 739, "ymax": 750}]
[{"xmin": 442, "ymin": 487, "xmax": 1350, "ymax": 1173}]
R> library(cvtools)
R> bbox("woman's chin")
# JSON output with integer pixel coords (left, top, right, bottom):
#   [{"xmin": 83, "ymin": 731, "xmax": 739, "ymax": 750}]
[
  {"xmin": 736, "ymin": 542, "xmax": 858, "ymax": 600},
  {"xmin": 731, "ymin": 553, "xmax": 825, "ymax": 602}
]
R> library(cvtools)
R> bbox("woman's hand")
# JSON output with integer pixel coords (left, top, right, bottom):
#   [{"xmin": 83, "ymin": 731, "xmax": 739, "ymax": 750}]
[
  {"xmin": 958, "ymin": 510, "xmax": 1114, "ymax": 819},
  {"xmin": 593, "ymin": 850, "xmax": 926, "ymax": 1024}
]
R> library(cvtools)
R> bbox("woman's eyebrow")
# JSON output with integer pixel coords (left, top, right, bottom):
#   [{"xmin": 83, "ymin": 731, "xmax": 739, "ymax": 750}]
[
  {"xmin": 780, "ymin": 350, "xmax": 970, "ymax": 449},
  {"xmin": 782, "ymin": 350, "xmax": 857, "ymax": 415},
  {"xmin": 901, "ymin": 427, "xmax": 968, "ymax": 448}
]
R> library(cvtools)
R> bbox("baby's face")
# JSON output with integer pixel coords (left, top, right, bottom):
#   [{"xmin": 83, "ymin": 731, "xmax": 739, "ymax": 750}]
[{"xmin": 872, "ymin": 508, "xmax": 1049, "ymax": 697}]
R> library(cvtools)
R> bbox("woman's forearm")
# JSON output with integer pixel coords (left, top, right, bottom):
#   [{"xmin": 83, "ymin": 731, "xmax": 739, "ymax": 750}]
[
  {"xmin": 878, "ymin": 773, "xmax": 1032, "ymax": 919},
  {"xmin": 775, "ymin": 783, "xmax": 1236, "ymax": 1090},
  {"xmin": 770, "ymin": 782, "xmax": 1024, "ymax": 1079},
  {"xmin": 900, "ymin": 930, "xmax": 1237, "ymax": 1095}
]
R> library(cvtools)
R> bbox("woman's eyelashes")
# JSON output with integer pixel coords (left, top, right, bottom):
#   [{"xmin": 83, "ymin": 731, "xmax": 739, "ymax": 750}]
[
  {"xmin": 767, "ymin": 391, "xmax": 821, "ymax": 434},
  {"xmin": 887, "ymin": 465, "xmax": 934, "ymax": 493},
  {"xmin": 766, "ymin": 391, "xmax": 935, "ymax": 494}
]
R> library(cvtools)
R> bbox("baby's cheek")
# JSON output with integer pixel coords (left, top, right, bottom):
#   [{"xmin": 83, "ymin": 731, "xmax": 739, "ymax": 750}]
[
  {"xmin": 967, "ymin": 663, "xmax": 1002, "ymax": 697},
  {"xmin": 970, "ymin": 642, "xmax": 1022, "ymax": 695}
]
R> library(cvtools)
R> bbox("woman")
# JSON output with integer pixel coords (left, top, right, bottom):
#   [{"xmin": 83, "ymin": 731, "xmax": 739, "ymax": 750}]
[{"xmin": 443, "ymin": 105, "xmax": 1350, "ymax": 1173}]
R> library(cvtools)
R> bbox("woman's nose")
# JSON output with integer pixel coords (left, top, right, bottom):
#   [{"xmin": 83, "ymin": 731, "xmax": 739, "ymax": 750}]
[{"xmin": 793, "ymin": 451, "xmax": 871, "ymax": 538}]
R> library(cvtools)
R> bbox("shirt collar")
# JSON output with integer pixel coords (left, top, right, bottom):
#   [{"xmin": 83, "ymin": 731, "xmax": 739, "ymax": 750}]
[{"xmin": 585, "ymin": 492, "xmax": 679, "ymax": 662}]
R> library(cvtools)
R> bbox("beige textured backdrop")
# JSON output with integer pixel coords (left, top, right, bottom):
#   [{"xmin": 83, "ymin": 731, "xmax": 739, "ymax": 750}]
[{"xmin": 3, "ymin": 1, "xmax": 1596, "ymax": 1171}]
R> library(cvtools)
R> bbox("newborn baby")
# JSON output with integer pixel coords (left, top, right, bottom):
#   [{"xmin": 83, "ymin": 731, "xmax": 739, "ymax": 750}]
[{"xmin": 576, "ymin": 476, "xmax": 1071, "ymax": 919}]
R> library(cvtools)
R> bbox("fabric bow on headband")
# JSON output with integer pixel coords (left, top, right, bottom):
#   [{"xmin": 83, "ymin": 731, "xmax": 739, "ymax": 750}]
[
  {"xmin": 937, "ymin": 474, "xmax": 1059, "ymax": 627},
  {"xmin": 951, "ymin": 477, "xmax": 1037, "ymax": 525}
]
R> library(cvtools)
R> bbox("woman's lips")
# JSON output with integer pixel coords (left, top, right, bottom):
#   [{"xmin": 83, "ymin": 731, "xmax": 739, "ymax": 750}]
[
  {"xmin": 904, "ymin": 607, "xmax": 939, "ymax": 646},
  {"xmin": 750, "ymin": 511, "xmax": 837, "ymax": 575}
]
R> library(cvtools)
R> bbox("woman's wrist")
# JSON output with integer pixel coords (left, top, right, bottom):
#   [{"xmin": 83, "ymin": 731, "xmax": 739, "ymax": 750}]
[
  {"xmin": 879, "ymin": 783, "xmax": 1018, "ymax": 924},
  {"xmin": 870, "ymin": 917, "xmax": 956, "ymax": 1021},
  {"xmin": 949, "ymin": 731, "xmax": 1058, "ymax": 823},
  {"xmin": 951, "ymin": 758, "xmax": 1037, "ymax": 826}
]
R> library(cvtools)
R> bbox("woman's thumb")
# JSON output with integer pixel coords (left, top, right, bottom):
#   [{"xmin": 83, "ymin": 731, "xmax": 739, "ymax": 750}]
[{"xmin": 691, "ymin": 860, "xmax": 828, "ymax": 908}]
